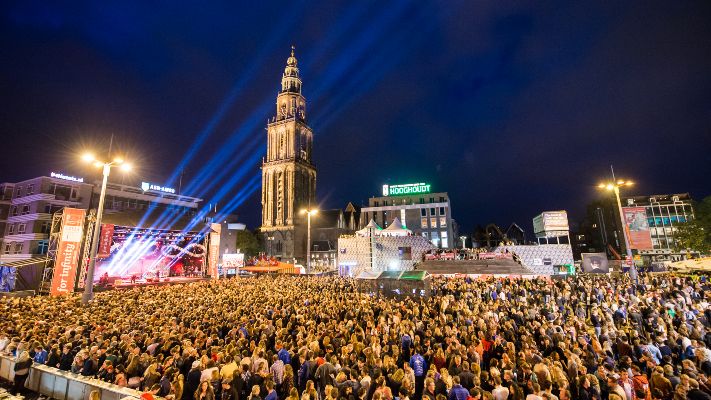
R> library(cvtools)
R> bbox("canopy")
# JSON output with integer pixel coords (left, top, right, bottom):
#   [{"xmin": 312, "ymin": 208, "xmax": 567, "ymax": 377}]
[
  {"xmin": 356, "ymin": 219, "xmax": 382, "ymax": 237},
  {"xmin": 381, "ymin": 217, "xmax": 412, "ymax": 236},
  {"xmin": 0, "ymin": 257, "xmax": 47, "ymax": 268},
  {"xmin": 355, "ymin": 270, "xmax": 382, "ymax": 279}
]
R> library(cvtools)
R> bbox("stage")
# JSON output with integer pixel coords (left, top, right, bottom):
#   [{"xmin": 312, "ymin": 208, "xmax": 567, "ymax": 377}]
[{"xmin": 94, "ymin": 276, "xmax": 209, "ymax": 291}]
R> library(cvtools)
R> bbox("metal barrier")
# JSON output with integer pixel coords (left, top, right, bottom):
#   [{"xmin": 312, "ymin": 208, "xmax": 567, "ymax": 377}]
[{"xmin": 0, "ymin": 354, "xmax": 155, "ymax": 400}]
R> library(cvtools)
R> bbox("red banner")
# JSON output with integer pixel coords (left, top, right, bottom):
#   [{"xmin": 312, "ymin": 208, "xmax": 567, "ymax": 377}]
[
  {"xmin": 50, "ymin": 208, "xmax": 86, "ymax": 296},
  {"xmin": 208, "ymin": 223, "xmax": 221, "ymax": 279},
  {"xmin": 622, "ymin": 207, "xmax": 653, "ymax": 250},
  {"xmin": 97, "ymin": 224, "xmax": 114, "ymax": 258}
]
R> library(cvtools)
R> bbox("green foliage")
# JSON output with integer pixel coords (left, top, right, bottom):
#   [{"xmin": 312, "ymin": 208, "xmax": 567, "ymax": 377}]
[
  {"xmin": 675, "ymin": 196, "xmax": 711, "ymax": 255},
  {"xmin": 235, "ymin": 229, "xmax": 262, "ymax": 258}
]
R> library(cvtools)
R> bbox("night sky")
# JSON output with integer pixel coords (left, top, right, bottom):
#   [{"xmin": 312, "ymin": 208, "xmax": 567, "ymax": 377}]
[{"xmin": 1, "ymin": 1, "xmax": 710, "ymax": 233}]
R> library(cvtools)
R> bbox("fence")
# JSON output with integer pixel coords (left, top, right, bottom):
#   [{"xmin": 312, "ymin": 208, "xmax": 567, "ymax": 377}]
[{"xmin": 0, "ymin": 354, "xmax": 155, "ymax": 400}]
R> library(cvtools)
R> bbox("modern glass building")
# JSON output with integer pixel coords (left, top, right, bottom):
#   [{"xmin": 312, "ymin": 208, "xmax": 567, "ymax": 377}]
[{"xmin": 623, "ymin": 193, "xmax": 694, "ymax": 251}]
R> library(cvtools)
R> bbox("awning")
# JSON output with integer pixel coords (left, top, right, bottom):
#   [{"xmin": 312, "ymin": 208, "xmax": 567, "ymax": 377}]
[{"xmin": 0, "ymin": 257, "xmax": 47, "ymax": 268}]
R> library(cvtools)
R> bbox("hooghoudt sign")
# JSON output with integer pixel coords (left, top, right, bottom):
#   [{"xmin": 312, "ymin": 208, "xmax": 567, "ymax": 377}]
[
  {"xmin": 50, "ymin": 208, "xmax": 86, "ymax": 296},
  {"xmin": 97, "ymin": 224, "xmax": 114, "ymax": 258}
]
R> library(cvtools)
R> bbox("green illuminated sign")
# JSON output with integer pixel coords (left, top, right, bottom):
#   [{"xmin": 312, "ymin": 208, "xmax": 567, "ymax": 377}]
[{"xmin": 382, "ymin": 182, "xmax": 431, "ymax": 196}]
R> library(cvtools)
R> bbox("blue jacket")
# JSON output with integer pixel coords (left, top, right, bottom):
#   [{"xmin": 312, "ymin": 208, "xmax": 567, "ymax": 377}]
[
  {"xmin": 33, "ymin": 349, "xmax": 48, "ymax": 364},
  {"xmin": 409, "ymin": 354, "xmax": 426, "ymax": 377},
  {"xmin": 265, "ymin": 390, "xmax": 278, "ymax": 400},
  {"xmin": 448, "ymin": 384, "xmax": 469, "ymax": 400},
  {"xmin": 278, "ymin": 348, "xmax": 291, "ymax": 365}
]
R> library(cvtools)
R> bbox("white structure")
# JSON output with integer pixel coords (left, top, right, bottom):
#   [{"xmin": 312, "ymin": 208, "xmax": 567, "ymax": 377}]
[
  {"xmin": 339, "ymin": 219, "xmax": 435, "ymax": 276},
  {"xmin": 494, "ymin": 244, "xmax": 574, "ymax": 275}
]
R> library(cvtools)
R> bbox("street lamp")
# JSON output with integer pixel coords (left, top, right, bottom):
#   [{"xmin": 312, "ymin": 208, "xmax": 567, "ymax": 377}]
[
  {"xmin": 80, "ymin": 153, "xmax": 131, "ymax": 304},
  {"xmin": 300, "ymin": 208, "xmax": 318, "ymax": 274},
  {"xmin": 597, "ymin": 179, "xmax": 634, "ymax": 261}
]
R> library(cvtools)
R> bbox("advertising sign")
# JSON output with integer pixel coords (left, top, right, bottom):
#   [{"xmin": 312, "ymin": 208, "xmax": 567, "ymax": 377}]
[
  {"xmin": 223, "ymin": 253, "xmax": 245, "ymax": 268},
  {"xmin": 141, "ymin": 181, "xmax": 176, "ymax": 194},
  {"xmin": 208, "ymin": 223, "xmax": 221, "ymax": 279},
  {"xmin": 50, "ymin": 208, "xmax": 86, "ymax": 296},
  {"xmin": 533, "ymin": 211, "xmax": 569, "ymax": 234},
  {"xmin": 622, "ymin": 207, "xmax": 653, "ymax": 250},
  {"xmin": 382, "ymin": 182, "xmax": 431, "ymax": 196},
  {"xmin": 97, "ymin": 224, "xmax": 114, "ymax": 258},
  {"xmin": 581, "ymin": 252, "xmax": 609, "ymax": 273}
]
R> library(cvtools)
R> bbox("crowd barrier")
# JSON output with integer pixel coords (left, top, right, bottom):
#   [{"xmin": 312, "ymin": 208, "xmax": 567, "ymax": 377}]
[{"xmin": 0, "ymin": 354, "xmax": 157, "ymax": 400}]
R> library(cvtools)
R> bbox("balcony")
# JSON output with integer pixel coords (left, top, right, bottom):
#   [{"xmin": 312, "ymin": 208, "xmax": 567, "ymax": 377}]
[
  {"xmin": 7, "ymin": 213, "xmax": 51, "ymax": 223},
  {"xmin": 2, "ymin": 232, "xmax": 48, "ymax": 241}
]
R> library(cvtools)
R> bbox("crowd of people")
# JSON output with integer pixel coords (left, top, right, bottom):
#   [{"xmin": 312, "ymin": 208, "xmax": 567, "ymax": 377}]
[{"xmin": 1, "ymin": 273, "xmax": 710, "ymax": 400}]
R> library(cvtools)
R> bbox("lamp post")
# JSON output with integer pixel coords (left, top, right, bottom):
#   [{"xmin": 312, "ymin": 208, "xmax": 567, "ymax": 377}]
[
  {"xmin": 300, "ymin": 208, "xmax": 318, "ymax": 274},
  {"xmin": 81, "ymin": 153, "xmax": 131, "ymax": 305},
  {"xmin": 597, "ymin": 179, "xmax": 634, "ymax": 263}
]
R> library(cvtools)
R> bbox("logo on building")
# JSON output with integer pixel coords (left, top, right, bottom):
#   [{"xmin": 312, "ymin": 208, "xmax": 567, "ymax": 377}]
[
  {"xmin": 383, "ymin": 182, "xmax": 431, "ymax": 196},
  {"xmin": 51, "ymin": 172, "xmax": 84, "ymax": 183},
  {"xmin": 141, "ymin": 182, "xmax": 176, "ymax": 194}
]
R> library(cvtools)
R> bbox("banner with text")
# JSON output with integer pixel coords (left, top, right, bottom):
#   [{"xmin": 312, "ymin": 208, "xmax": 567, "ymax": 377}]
[
  {"xmin": 208, "ymin": 223, "xmax": 221, "ymax": 279},
  {"xmin": 97, "ymin": 224, "xmax": 114, "ymax": 258},
  {"xmin": 50, "ymin": 208, "xmax": 86, "ymax": 296},
  {"xmin": 622, "ymin": 207, "xmax": 653, "ymax": 250}
]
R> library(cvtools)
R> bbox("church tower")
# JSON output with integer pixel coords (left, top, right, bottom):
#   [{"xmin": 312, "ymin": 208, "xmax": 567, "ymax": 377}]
[{"xmin": 260, "ymin": 47, "xmax": 317, "ymax": 262}]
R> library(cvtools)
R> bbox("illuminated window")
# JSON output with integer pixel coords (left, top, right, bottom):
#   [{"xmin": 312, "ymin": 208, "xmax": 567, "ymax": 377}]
[
  {"xmin": 430, "ymin": 217, "xmax": 437, "ymax": 227},
  {"xmin": 440, "ymin": 217, "xmax": 447, "ymax": 227},
  {"xmin": 421, "ymin": 217, "xmax": 428, "ymax": 228}
]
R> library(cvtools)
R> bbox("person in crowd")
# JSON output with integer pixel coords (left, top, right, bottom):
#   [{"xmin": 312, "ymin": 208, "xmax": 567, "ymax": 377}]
[
  {"xmin": 1, "ymin": 273, "xmax": 710, "ymax": 400},
  {"xmin": 195, "ymin": 380, "xmax": 216, "ymax": 400}
]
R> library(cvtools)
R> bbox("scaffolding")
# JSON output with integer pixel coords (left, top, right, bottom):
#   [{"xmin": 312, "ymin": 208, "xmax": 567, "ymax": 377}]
[
  {"xmin": 76, "ymin": 209, "xmax": 96, "ymax": 289},
  {"xmin": 38, "ymin": 210, "xmax": 65, "ymax": 295}
]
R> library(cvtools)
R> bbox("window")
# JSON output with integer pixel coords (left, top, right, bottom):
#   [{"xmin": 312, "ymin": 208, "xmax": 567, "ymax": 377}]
[
  {"xmin": 440, "ymin": 216, "xmax": 447, "ymax": 227},
  {"xmin": 21, "ymin": 205, "xmax": 30, "ymax": 215},
  {"xmin": 11, "ymin": 206, "xmax": 18, "ymax": 216},
  {"xmin": 8, "ymin": 224, "xmax": 15, "ymax": 234},
  {"xmin": 40, "ymin": 221, "xmax": 51, "ymax": 234},
  {"xmin": 26, "ymin": 184, "xmax": 35, "ymax": 195},
  {"xmin": 422, "ymin": 232, "xmax": 429, "ymax": 238},
  {"xmin": 400, "ymin": 209, "xmax": 406, "ymax": 225},
  {"xmin": 421, "ymin": 217, "xmax": 428, "ymax": 228},
  {"xmin": 70, "ymin": 188, "xmax": 78, "ymax": 199},
  {"xmin": 430, "ymin": 217, "xmax": 437, "ymax": 227},
  {"xmin": 4, "ymin": 243, "xmax": 11, "ymax": 254},
  {"xmin": 429, "ymin": 197, "xmax": 434, "ymax": 203},
  {"xmin": 440, "ymin": 196, "xmax": 445, "ymax": 202},
  {"xmin": 439, "ymin": 207, "xmax": 445, "ymax": 215},
  {"xmin": 441, "ymin": 231, "xmax": 448, "ymax": 248},
  {"xmin": 17, "ymin": 223, "xmax": 26, "ymax": 234},
  {"xmin": 374, "ymin": 201, "xmax": 379, "ymax": 207},
  {"xmin": 420, "ymin": 208, "xmax": 427, "ymax": 217},
  {"xmin": 14, "ymin": 186, "xmax": 22, "ymax": 197},
  {"xmin": 37, "ymin": 240, "xmax": 49, "ymax": 255},
  {"xmin": 419, "ymin": 198, "xmax": 424, "ymax": 204},
  {"xmin": 44, "ymin": 204, "xmax": 52, "ymax": 214},
  {"xmin": 430, "ymin": 208, "xmax": 436, "ymax": 216},
  {"xmin": 13, "ymin": 243, "xmax": 23, "ymax": 254}
]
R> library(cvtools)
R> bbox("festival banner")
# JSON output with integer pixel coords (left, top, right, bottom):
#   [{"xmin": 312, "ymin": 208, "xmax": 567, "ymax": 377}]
[
  {"xmin": 208, "ymin": 223, "xmax": 221, "ymax": 279},
  {"xmin": 50, "ymin": 208, "xmax": 86, "ymax": 296},
  {"xmin": 97, "ymin": 224, "xmax": 114, "ymax": 258},
  {"xmin": 622, "ymin": 207, "xmax": 653, "ymax": 250}
]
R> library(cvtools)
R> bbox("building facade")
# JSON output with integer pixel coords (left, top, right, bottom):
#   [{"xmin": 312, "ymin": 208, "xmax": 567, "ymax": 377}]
[
  {"xmin": 622, "ymin": 193, "xmax": 695, "ymax": 260},
  {"xmin": 0, "ymin": 175, "xmax": 93, "ymax": 267},
  {"xmin": 0, "ymin": 173, "xmax": 204, "ymax": 286},
  {"xmin": 360, "ymin": 183, "xmax": 454, "ymax": 248},
  {"xmin": 260, "ymin": 47, "xmax": 317, "ymax": 262}
]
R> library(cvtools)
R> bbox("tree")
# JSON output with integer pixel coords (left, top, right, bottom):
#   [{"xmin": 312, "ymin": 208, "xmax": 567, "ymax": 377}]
[
  {"xmin": 674, "ymin": 221, "xmax": 709, "ymax": 254},
  {"xmin": 235, "ymin": 229, "xmax": 262, "ymax": 258},
  {"xmin": 675, "ymin": 195, "xmax": 711, "ymax": 256}
]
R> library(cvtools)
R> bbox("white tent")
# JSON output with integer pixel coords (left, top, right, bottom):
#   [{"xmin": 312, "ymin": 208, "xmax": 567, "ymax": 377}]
[
  {"xmin": 381, "ymin": 217, "xmax": 412, "ymax": 237},
  {"xmin": 356, "ymin": 219, "xmax": 382, "ymax": 237}
]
